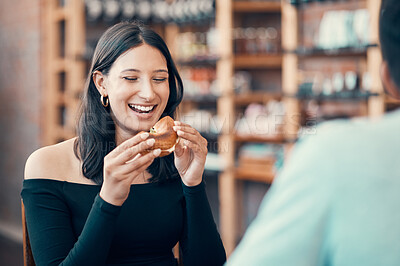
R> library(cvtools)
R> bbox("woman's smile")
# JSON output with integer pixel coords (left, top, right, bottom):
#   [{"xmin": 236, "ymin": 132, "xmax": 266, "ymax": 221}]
[{"xmin": 127, "ymin": 103, "xmax": 158, "ymax": 118}]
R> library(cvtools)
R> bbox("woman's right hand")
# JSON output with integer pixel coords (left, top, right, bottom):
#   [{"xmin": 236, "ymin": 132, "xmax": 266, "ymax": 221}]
[{"xmin": 99, "ymin": 132, "xmax": 161, "ymax": 206}]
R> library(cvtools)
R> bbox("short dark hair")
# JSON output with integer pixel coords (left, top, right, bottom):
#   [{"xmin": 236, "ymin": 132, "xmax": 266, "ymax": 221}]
[
  {"xmin": 74, "ymin": 22, "xmax": 183, "ymax": 185},
  {"xmin": 379, "ymin": 0, "xmax": 400, "ymax": 89}
]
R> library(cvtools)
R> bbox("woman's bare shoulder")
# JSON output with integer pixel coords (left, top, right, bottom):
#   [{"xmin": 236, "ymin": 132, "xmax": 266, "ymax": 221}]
[{"xmin": 24, "ymin": 138, "xmax": 80, "ymax": 181}]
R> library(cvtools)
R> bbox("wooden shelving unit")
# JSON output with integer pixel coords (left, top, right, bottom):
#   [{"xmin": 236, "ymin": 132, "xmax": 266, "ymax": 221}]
[
  {"xmin": 295, "ymin": 45, "xmax": 373, "ymax": 58},
  {"xmin": 385, "ymin": 95, "xmax": 400, "ymax": 112},
  {"xmin": 215, "ymin": 0, "xmax": 385, "ymax": 256},
  {"xmin": 233, "ymin": 92, "xmax": 282, "ymax": 105},
  {"xmin": 234, "ymin": 167, "xmax": 275, "ymax": 183},
  {"xmin": 216, "ymin": 0, "xmax": 288, "ymax": 255},
  {"xmin": 234, "ymin": 54, "xmax": 282, "ymax": 69},
  {"xmin": 281, "ymin": 0, "xmax": 300, "ymax": 140},
  {"xmin": 234, "ymin": 134, "xmax": 286, "ymax": 144},
  {"xmin": 386, "ymin": 96, "xmax": 400, "ymax": 105},
  {"xmin": 43, "ymin": 0, "xmax": 85, "ymax": 145},
  {"xmin": 367, "ymin": 0, "xmax": 385, "ymax": 117},
  {"xmin": 182, "ymin": 95, "xmax": 218, "ymax": 104},
  {"xmin": 233, "ymin": 1, "xmax": 281, "ymax": 13}
]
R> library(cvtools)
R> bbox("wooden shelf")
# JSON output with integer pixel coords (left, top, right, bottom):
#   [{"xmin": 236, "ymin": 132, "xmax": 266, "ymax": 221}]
[
  {"xmin": 234, "ymin": 134, "xmax": 286, "ymax": 144},
  {"xmin": 233, "ymin": 1, "xmax": 281, "ymax": 13},
  {"xmin": 176, "ymin": 57, "xmax": 219, "ymax": 66},
  {"xmin": 234, "ymin": 167, "xmax": 275, "ymax": 183},
  {"xmin": 234, "ymin": 92, "xmax": 282, "ymax": 105},
  {"xmin": 52, "ymin": 8, "xmax": 67, "ymax": 21},
  {"xmin": 182, "ymin": 94, "xmax": 218, "ymax": 104},
  {"xmin": 385, "ymin": 96, "xmax": 400, "ymax": 105},
  {"xmin": 295, "ymin": 91, "xmax": 379, "ymax": 102},
  {"xmin": 234, "ymin": 54, "xmax": 282, "ymax": 69},
  {"xmin": 293, "ymin": 0, "xmax": 367, "ymax": 9},
  {"xmin": 295, "ymin": 45, "xmax": 376, "ymax": 58}
]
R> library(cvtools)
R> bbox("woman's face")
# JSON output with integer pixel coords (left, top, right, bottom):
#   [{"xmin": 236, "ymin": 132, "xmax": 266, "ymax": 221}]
[{"xmin": 103, "ymin": 43, "xmax": 170, "ymax": 138}]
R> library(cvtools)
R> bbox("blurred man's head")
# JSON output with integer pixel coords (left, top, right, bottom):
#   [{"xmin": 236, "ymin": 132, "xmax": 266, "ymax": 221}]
[{"xmin": 379, "ymin": 0, "xmax": 400, "ymax": 99}]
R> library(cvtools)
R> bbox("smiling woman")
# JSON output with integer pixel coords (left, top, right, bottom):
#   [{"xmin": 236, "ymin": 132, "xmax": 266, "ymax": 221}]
[
  {"xmin": 21, "ymin": 22, "xmax": 226, "ymax": 266},
  {"xmin": 78, "ymin": 22, "xmax": 183, "ymax": 185}
]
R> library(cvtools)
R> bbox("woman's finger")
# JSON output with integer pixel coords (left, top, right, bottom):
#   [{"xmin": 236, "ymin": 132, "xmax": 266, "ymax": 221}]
[
  {"xmin": 184, "ymin": 140, "xmax": 203, "ymax": 154},
  {"xmin": 174, "ymin": 138, "xmax": 186, "ymax": 157},
  {"xmin": 108, "ymin": 132, "xmax": 149, "ymax": 158},
  {"xmin": 115, "ymin": 138, "xmax": 155, "ymax": 164},
  {"xmin": 120, "ymin": 149, "xmax": 161, "ymax": 175},
  {"xmin": 175, "ymin": 129, "xmax": 207, "ymax": 149},
  {"xmin": 178, "ymin": 136, "xmax": 207, "ymax": 159},
  {"xmin": 173, "ymin": 122, "xmax": 199, "ymax": 135},
  {"xmin": 131, "ymin": 157, "xmax": 157, "ymax": 177},
  {"xmin": 173, "ymin": 123, "xmax": 206, "ymax": 146}
]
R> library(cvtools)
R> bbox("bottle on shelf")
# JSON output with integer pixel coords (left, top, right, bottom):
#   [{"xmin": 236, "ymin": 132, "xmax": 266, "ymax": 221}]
[
  {"xmin": 174, "ymin": 27, "xmax": 219, "ymax": 63},
  {"xmin": 152, "ymin": 0, "xmax": 169, "ymax": 23},
  {"xmin": 103, "ymin": 0, "xmax": 121, "ymax": 22},
  {"xmin": 233, "ymin": 26, "xmax": 280, "ymax": 55},
  {"xmin": 297, "ymin": 68, "xmax": 377, "ymax": 103},
  {"xmin": 85, "ymin": 0, "xmax": 103, "ymax": 22},
  {"xmin": 121, "ymin": 0, "xmax": 136, "ymax": 20},
  {"xmin": 181, "ymin": 66, "xmax": 218, "ymax": 97},
  {"xmin": 136, "ymin": 0, "xmax": 152, "ymax": 21},
  {"xmin": 314, "ymin": 8, "xmax": 370, "ymax": 50}
]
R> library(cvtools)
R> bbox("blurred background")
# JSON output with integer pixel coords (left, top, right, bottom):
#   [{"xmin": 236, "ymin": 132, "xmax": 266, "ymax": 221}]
[{"xmin": 1, "ymin": 0, "xmax": 399, "ymax": 264}]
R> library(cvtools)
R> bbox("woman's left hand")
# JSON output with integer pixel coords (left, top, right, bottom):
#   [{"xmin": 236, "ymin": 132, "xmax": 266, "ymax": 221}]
[{"xmin": 173, "ymin": 121, "xmax": 208, "ymax": 187}]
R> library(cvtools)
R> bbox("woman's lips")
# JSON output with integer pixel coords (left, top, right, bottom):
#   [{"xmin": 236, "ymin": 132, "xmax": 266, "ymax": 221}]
[
  {"xmin": 128, "ymin": 104, "xmax": 158, "ymax": 118},
  {"xmin": 128, "ymin": 104, "xmax": 156, "ymax": 113}
]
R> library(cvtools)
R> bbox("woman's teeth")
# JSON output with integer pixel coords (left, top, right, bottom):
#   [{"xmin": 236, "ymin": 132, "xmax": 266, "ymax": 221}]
[{"xmin": 128, "ymin": 104, "xmax": 155, "ymax": 113}]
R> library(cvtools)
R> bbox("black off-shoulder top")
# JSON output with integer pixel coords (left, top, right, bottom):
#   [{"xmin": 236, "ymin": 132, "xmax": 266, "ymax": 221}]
[{"xmin": 21, "ymin": 178, "xmax": 226, "ymax": 266}]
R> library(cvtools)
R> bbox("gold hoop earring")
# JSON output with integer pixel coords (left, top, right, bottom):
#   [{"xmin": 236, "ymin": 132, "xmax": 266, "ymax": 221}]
[{"xmin": 101, "ymin": 95, "xmax": 109, "ymax": 107}]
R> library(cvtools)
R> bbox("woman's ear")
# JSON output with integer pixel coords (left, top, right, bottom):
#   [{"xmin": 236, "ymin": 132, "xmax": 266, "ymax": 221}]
[
  {"xmin": 380, "ymin": 61, "xmax": 400, "ymax": 99},
  {"xmin": 93, "ymin": 70, "xmax": 107, "ymax": 96}
]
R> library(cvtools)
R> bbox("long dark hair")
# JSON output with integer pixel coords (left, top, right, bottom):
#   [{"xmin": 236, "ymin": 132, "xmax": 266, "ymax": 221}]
[{"xmin": 74, "ymin": 22, "xmax": 183, "ymax": 185}]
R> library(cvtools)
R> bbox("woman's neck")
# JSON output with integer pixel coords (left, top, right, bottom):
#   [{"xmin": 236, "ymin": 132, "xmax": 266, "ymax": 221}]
[{"xmin": 115, "ymin": 127, "xmax": 139, "ymax": 146}]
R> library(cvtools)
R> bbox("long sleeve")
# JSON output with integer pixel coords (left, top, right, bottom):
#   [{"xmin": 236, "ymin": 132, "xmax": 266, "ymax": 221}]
[
  {"xmin": 21, "ymin": 181, "xmax": 121, "ymax": 266},
  {"xmin": 180, "ymin": 181, "xmax": 226, "ymax": 266}
]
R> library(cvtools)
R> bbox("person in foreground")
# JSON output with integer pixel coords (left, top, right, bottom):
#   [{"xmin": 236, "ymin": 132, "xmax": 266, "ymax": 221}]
[
  {"xmin": 226, "ymin": 1, "xmax": 400, "ymax": 265},
  {"xmin": 22, "ymin": 22, "xmax": 226, "ymax": 266}
]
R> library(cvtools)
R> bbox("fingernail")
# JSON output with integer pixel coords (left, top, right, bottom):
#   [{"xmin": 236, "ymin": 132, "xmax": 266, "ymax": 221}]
[
  {"xmin": 141, "ymin": 132, "xmax": 149, "ymax": 139},
  {"xmin": 174, "ymin": 121, "xmax": 180, "ymax": 125},
  {"xmin": 153, "ymin": 149, "xmax": 161, "ymax": 156},
  {"xmin": 173, "ymin": 126, "xmax": 178, "ymax": 131},
  {"xmin": 147, "ymin": 139, "xmax": 155, "ymax": 145}
]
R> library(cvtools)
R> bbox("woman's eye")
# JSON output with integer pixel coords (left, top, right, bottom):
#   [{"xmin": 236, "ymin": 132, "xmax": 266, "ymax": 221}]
[
  {"xmin": 153, "ymin": 78, "xmax": 167, "ymax": 82},
  {"xmin": 123, "ymin": 77, "xmax": 138, "ymax": 81}
]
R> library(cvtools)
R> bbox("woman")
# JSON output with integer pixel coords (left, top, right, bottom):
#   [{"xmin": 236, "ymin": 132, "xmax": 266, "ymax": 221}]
[{"xmin": 21, "ymin": 22, "xmax": 226, "ymax": 266}]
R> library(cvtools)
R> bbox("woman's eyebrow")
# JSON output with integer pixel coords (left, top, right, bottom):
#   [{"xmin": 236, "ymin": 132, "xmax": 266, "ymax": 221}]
[
  {"xmin": 120, "ymin": 69, "xmax": 168, "ymax": 73},
  {"xmin": 154, "ymin": 69, "xmax": 168, "ymax": 74},
  {"xmin": 121, "ymin": 68, "xmax": 140, "ymax": 73}
]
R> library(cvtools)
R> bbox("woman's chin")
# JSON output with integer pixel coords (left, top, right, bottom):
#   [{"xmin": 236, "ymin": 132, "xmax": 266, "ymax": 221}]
[
  {"xmin": 126, "ymin": 118, "xmax": 160, "ymax": 133},
  {"xmin": 113, "ymin": 115, "xmax": 158, "ymax": 137}
]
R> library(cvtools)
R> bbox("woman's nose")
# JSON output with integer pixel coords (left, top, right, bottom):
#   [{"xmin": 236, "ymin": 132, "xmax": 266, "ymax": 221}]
[{"xmin": 137, "ymin": 80, "xmax": 156, "ymax": 102}]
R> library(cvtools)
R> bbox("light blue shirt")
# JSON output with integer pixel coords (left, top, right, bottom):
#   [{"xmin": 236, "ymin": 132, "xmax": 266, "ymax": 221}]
[{"xmin": 226, "ymin": 110, "xmax": 400, "ymax": 266}]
